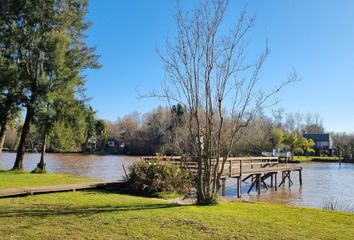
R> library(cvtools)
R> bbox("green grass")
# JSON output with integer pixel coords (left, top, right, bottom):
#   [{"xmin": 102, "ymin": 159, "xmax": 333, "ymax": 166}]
[
  {"xmin": 292, "ymin": 156, "xmax": 340, "ymax": 162},
  {"xmin": 0, "ymin": 170, "xmax": 353, "ymax": 239},
  {"xmin": 0, "ymin": 191, "xmax": 353, "ymax": 239},
  {"xmin": 0, "ymin": 170, "xmax": 100, "ymax": 189},
  {"xmin": 152, "ymin": 191, "xmax": 183, "ymax": 200}
]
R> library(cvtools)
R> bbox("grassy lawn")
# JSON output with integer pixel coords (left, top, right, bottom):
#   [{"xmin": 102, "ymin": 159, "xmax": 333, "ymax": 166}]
[
  {"xmin": 0, "ymin": 170, "xmax": 100, "ymax": 189},
  {"xmin": 0, "ymin": 191, "xmax": 353, "ymax": 239},
  {"xmin": 292, "ymin": 156, "xmax": 340, "ymax": 162}
]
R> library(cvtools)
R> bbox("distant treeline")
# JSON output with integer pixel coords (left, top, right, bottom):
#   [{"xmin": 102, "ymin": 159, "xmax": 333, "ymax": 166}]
[
  {"xmin": 3, "ymin": 106, "xmax": 108, "ymax": 154},
  {"xmin": 3, "ymin": 105, "xmax": 353, "ymax": 156},
  {"xmin": 104, "ymin": 108, "xmax": 354, "ymax": 156}
]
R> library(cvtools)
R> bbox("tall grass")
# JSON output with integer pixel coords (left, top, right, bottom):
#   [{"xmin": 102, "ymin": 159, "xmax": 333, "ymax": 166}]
[{"xmin": 322, "ymin": 198, "xmax": 354, "ymax": 213}]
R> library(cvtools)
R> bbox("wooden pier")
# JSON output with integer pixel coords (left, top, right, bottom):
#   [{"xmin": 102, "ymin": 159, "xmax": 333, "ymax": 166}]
[
  {"xmin": 143, "ymin": 156, "xmax": 302, "ymax": 198},
  {"xmin": 219, "ymin": 157, "xmax": 302, "ymax": 198}
]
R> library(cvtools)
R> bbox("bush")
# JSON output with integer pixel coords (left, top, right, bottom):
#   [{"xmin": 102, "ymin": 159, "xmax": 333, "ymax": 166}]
[
  {"xmin": 294, "ymin": 147, "xmax": 304, "ymax": 156},
  {"xmin": 127, "ymin": 160, "xmax": 192, "ymax": 195}
]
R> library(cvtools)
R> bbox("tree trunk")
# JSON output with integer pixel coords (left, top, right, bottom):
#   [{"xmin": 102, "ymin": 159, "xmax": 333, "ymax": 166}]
[
  {"xmin": 38, "ymin": 132, "xmax": 47, "ymax": 171},
  {"xmin": 13, "ymin": 104, "xmax": 35, "ymax": 170},
  {"xmin": 0, "ymin": 100, "xmax": 11, "ymax": 155}
]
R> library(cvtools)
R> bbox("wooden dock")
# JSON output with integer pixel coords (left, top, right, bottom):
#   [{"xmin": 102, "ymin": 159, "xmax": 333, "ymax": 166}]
[
  {"xmin": 0, "ymin": 181, "xmax": 125, "ymax": 198},
  {"xmin": 143, "ymin": 156, "xmax": 302, "ymax": 198}
]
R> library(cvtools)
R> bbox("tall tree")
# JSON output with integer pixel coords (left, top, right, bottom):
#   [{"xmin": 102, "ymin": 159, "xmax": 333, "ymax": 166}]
[
  {"xmin": 94, "ymin": 119, "xmax": 108, "ymax": 152},
  {"xmin": 49, "ymin": 101, "xmax": 89, "ymax": 152},
  {"xmin": 0, "ymin": 0, "xmax": 99, "ymax": 170},
  {"xmin": 154, "ymin": 0, "xmax": 296, "ymax": 204},
  {"xmin": 0, "ymin": 19, "xmax": 24, "ymax": 155}
]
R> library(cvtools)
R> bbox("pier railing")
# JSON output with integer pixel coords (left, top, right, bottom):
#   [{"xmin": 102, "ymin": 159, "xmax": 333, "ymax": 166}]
[
  {"xmin": 141, "ymin": 156, "xmax": 301, "ymax": 198},
  {"xmin": 141, "ymin": 156, "xmax": 279, "ymax": 177}
]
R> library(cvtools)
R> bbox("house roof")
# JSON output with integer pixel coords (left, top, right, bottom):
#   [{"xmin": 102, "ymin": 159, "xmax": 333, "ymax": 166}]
[{"xmin": 303, "ymin": 133, "xmax": 331, "ymax": 141}]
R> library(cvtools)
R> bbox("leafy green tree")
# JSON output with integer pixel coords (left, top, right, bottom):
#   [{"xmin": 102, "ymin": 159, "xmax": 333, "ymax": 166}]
[
  {"xmin": 95, "ymin": 119, "xmax": 108, "ymax": 152},
  {"xmin": 32, "ymin": 31, "xmax": 93, "ymax": 172},
  {"xmin": 48, "ymin": 100, "xmax": 88, "ymax": 153},
  {"xmin": 0, "ymin": 38, "xmax": 23, "ymax": 154},
  {"xmin": 271, "ymin": 128, "xmax": 285, "ymax": 149},
  {"xmin": 283, "ymin": 132, "xmax": 315, "ymax": 160},
  {"xmin": 0, "ymin": 0, "xmax": 99, "ymax": 170},
  {"xmin": 84, "ymin": 107, "xmax": 97, "ymax": 152},
  {"xmin": 283, "ymin": 132, "xmax": 300, "ymax": 160},
  {"xmin": 298, "ymin": 137, "xmax": 315, "ymax": 157},
  {"xmin": 294, "ymin": 147, "xmax": 304, "ymax": 157}
]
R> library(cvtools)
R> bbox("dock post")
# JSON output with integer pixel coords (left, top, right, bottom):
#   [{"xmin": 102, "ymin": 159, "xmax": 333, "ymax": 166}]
[
  {"xmin": 237, "ymin": 176, "xmax": 241, "ymax": 198},
  {"xmin": 270, "ymin": 174, "xmax": 274, "ymax": 188},
  {"xmin": 288, "ymin": 171, "xmax": 291, "ymax": 188},
  {"xmin": 221, "ymin": 179, "xmax": 226, "ymax": 196},
  {"xmin": 257, "ymin": 174, "xmax": 261, "ymax": 194},
  {"xmin": 299, "ymin": 169, "xmax": 303, "ymax": 186},
  {"xmin": 274, "ymin": 172, "xmax": 277, "ymax": 191}
]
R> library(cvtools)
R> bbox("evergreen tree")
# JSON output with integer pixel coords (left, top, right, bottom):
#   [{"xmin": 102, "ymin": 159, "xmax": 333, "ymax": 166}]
[{"xmin": 0, "ymin": 0, "xmax": 99, "ymax": 170}]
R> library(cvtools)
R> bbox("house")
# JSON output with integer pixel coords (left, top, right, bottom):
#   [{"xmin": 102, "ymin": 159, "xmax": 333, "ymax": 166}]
[
  {"xmin": 107, "ymin": 139, "xmax": 117, "ymax": 148},
  {"xmin": 303, "ymin": 133, "xmax": 333, "ymax": 154}
]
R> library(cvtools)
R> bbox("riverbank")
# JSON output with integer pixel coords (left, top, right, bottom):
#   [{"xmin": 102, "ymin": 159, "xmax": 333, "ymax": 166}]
[
  {"xmin": 0, "ymin": 171, "xmax": 353, "ymax": 239},
  {"xmin": 0, "ymin": 190, "xmax": 352, "ymax": 239},
  {"xmin": 281, "ymin": 156, "xmax": 344, "ymax": 163}
]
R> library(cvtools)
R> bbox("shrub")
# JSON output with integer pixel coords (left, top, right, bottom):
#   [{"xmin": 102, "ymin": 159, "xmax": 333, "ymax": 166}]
[
  {"xmin": 294, "ymin": 147, "xmax": 304, "ymax": 156},
  {"xmin": 127, "ymin": 160, "xmax": 192, "ymax": 195}
]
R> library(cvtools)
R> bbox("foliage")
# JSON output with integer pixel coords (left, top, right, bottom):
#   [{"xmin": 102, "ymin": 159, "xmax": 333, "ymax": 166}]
[
  {"xmin": 127, "ymin": 160, "xmax": 192, "ymax": 195},
  {"xmin": 271, "ymin": 128, "xmax": 285, "ymax": 147},
  {"xmin": 0, "ymin": 0, "xmax": 99, "ymax": 169},
  {"xmin": 107, "ymin": 106, "xmax": 187, "ymax": 156},
  {"xmin": 299, "ymin": 137, "xmax": 315, "ymax": 155},
  {"xmin": 292, "ymin": 156, "xmax": 340, "ymax": 162},
  {"xmin": 30, "ymin": 167, "xmax": 47, "ymax": 174},
  {"xmin": 282, "ymin": 131, "xmax": 315, "ymax": 159},
  {"xmin": 294, "ymin": 147, "xmax": 304, "ymax": 156},
  {"xmin": 49, "ymin": 119, "xmax": 85, "ymax": 152}
]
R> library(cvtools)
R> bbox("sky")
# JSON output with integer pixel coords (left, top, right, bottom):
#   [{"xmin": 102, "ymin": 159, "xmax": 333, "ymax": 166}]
[{"xmin": 84, "ymin": 0, "xmax": 354, "ymax": 132}]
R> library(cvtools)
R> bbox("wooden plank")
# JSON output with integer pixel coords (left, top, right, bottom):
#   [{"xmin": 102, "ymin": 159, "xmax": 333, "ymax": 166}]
[{"xmin": 0, "ymin": 181, "xmax": 124, "ymax": 198}]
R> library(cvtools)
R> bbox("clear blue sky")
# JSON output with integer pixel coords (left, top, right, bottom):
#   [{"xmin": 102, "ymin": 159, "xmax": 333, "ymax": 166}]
[{"xmin": 84, "ymin": 0, "xmax": 354, "ymax": 132}]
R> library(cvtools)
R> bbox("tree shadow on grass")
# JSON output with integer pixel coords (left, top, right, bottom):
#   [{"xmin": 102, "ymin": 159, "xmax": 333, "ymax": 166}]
[
  {"xmin": 84, "ymin": 187, "xmax": 184, "ymax": 200},
  {"xmin": 0, "ymin": 202, "xmax": 181, "ymax": 218}
]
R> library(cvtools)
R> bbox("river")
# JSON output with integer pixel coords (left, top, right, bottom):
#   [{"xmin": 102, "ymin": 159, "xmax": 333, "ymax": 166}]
[
  {"xmin": 0, "ymin": 152, "xmax": 139, "ymax": 181},
  {"xmin": 1, "ymin": 152, "xmax": 353, "ymax": 210}
]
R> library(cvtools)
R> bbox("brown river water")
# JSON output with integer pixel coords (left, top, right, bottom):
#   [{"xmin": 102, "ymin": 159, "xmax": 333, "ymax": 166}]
[{"xmin": 1, "ymin": 152, "xmax": 354, "ymax": 210}]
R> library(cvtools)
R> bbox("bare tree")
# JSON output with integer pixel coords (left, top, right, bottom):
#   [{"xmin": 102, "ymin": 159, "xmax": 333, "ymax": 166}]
[
  {"xmin": 152, "ymin": 0, "xmax": 297, "ymax": 204},
  {"xmin": 303, "ymin": 112, "xmax": 324, "ymax": 133},
  {"xmin": 239, "ymin": 114, "xmax": 274, "ymax": 155}
]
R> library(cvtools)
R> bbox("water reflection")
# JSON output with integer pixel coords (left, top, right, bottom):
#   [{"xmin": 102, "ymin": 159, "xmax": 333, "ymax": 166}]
[{"xmin": 0, "ymin": 152, "xmax": 138, "ymax": 181}]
